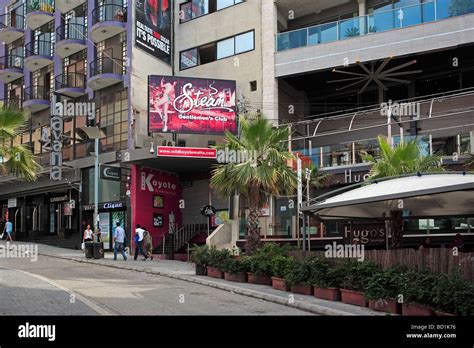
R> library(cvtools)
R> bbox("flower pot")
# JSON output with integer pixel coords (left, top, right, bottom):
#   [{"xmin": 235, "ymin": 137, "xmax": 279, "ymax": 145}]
[
  {"xmin": 195, "ymin": 264, "xmax": 207, "ymax": 276},
  {"xmin": 206, "ymin": 266, "xmax": 224, "ymax": 279},
  {"xmin": 271, "ymin": 277, "xmax": 290, "ymax": 292},
  {"xmin": 402, "ymin": 303, "xmax": 435, "ymax": 316},
  {"xmin": 436, "ymin": 311, "xmax": 456, "ymax": 316},
  {"xmin": 314, "ymin": 287, "xmax": 341, "ymax": 302},
  {"xmin": 291, "ymin": 283, "xmax": 313, "ymax": 296},
  {"xmin": 224, "ymin": 272, "xmax": 247, "ymax": 283},
  {"xmin": 368, "ymin": 298, "xmax": 401, "ymax": 315},
  {"xmin": 340, "ymin": 289, "xmax": 368, "ymax": 307},
  {"xmin": 247, "ymin": 273, "xmax": 272, "ymax": 286}
]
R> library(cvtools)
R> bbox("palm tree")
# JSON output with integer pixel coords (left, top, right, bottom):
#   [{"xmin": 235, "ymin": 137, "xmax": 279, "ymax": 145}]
[
  {"xmin": 0, "ymin": 108, "xmax": 40, "ymax": 181},
  {"xmin": 363, "ymin": 136, "xmax": 443, "ymax": 180},
  {"xmin": 211, "ymin": 117, "xmax": 297, "ymax": 253},
  {"xmin": 363, "ymin": 136, "xmax": 443, "ymax": 249}
]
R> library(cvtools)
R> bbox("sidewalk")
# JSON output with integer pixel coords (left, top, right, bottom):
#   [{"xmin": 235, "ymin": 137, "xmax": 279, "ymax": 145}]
[{"xmin": 28, "ymin": 242, "xmax": 383, "ymax": 316}]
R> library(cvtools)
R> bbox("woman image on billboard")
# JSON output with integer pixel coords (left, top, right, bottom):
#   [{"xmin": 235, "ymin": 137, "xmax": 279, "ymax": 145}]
[{"xmin": 152, "ymin": 77, "xmax": 177, "ymax": 132}]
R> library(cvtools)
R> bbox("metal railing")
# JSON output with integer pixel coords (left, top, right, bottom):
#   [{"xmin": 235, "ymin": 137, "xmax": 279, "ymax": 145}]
[
  {"xmin": 55, "ymin": 72, "xmax": 86, "ymax": 90},
  {"xmin": 56, "ymin": 22, "xmax": 87, "ymax": 41},
  {"xmin": 92, "ymin": 4, "xmax": 127, "ymax": 25},
  {"xmin": 89, "ymin": 56, "xmax": 125, "ymax": 76},
  {"xmin": 0, "ymin": 12, "xmax": 25, "ymax": 30},
  {"xmin": 0, "ymin": 55, "xmax": 24, "ymax": 69},
  {"xmin": 2, "ymin": 97, "xmax": 23, "ymax": 109},
  {"xmin": 26, "ymin": 39, "xmax": 54, "ymax": 57},
  {"xmin": 26, "ymin": 0, "xmax": 54, "ymax": 14},
  {"xmin": 160, "ymin": 223, "xmax": 208, "ymax": 255},
  {"xmin": 24, "ymin": 85, "xmax": 51, "ymax": 101},
  {"xmin": 276, "ymin": 0, "xmax": 474, "ymax": 52}
]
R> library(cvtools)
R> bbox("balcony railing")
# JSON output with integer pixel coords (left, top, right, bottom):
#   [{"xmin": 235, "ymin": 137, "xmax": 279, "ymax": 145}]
[
  {"xmin": 55, "ymin": 72, "xmax": 86, "ymax": 90},
  {"xmin": 24, "ymin": 85, "xmax": 51, "ymax": 101},
  {"xmin": 0, "ymin": 12, "xmax": 25, "ymax": 30},
  {"xmin": 89, "ymin": 56, "xmax": 125, "ymax": 76},
  {"xmin": 26, "ymin": 0, "xmax": 55, "ymax": 14},
  {"xmin": 56, "ymin": 22, "xmax": 87, "ymax": 41},
  {"xmin": 92, "ymin": 4, "xmax": 127, "ymax": 25},
  {"xmin": 0, "ymin": 55, "xmax": 24, "ymax": 69},
  {"xmin": 2, "ymin": 97, "xmax": 23, "ymax": 109},
  {"xmin": 26, "ymin": 39, "xmax": 54, "ymax": 57},
  {"xmin": 276, "ymin": 0, "xmax": 474, "ymax": 52}
]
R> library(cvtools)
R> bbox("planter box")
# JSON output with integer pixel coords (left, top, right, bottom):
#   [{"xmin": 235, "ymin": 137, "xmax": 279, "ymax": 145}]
[
  {"xmin": 247, "ymin": 273, "xmax": 272, "ymax": 286},
  {"xmin": 436, "ymin": 311, "xmax": 456, "ymax": 316},
  {"xmin": 368, "ymin": 298, "xmax": 401, "ymax": 315},
  {"xmin": 271, "ymin": 277, "xmax": 290, "ymax": 292},
  {"xmin": 314, "ymin": 287, "xmax": 341, "ymax": 302},
  {"xmin": 206, "ymin": 266, "xmax": 224, "ymax": 279},
  {"xmin": 224, "ymin": 272, "xmax": 247, "ymax": 283},
  {"xmin": 402, "ymin": 303, "xmax": 435, "ymax": 316},
  {"xmin": 291, "ymin": 283, "xmax": 313, "ymax": 296},
  {"xmin": 195, "ymin": 264, "xmax": 207, "ymax": 276},
  {"xmin": 340, "ymin": 289, "xmax": 368, "ymax": 307}
]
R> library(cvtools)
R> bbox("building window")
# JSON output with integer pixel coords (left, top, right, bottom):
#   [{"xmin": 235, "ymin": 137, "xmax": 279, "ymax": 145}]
[
  {"xmin": 97, "ymin": 89, "xmax": 129, "ymax": 153},
  {"xmin": 250, "ymin": 80, "xmax": 257, "ymax": 91},
  {"xmin": 180, "ymin": 0, "xmax": 244, "ymax": 23},
  {"xmin": 180, "ymin": 30, "xmax": 254, "ymax": 70}
]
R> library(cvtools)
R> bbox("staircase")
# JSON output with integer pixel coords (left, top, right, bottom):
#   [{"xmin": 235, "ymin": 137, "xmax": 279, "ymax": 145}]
[{"xmin": 155, "ymin": 223, "xmax": 208, "ymax": 255}]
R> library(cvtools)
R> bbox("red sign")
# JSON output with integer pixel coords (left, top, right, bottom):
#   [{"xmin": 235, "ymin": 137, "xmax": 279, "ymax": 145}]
[
  {"xmin": 157, "ymin": 146, "xmax": 217, "ymax": 159},
  {"xmin": 148, "ymin": 75, "xmax": 237, "ymax": 135}
]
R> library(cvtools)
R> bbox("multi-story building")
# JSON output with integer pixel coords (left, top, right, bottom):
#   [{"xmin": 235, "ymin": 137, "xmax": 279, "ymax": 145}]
[{"xmin": 0, "ymin": 0, "xmax": 472, "ymax": 252}]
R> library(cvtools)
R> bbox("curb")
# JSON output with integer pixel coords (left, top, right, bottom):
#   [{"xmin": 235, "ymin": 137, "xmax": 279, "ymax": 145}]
[{"xmin": 39, "ymin": 252, "xmax": 361, "ymax": 316}]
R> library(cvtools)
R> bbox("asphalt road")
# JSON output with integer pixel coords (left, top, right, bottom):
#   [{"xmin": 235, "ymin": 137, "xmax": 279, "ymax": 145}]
[{"xmin": 0, "ymin": 256, "xmax": 311, "ymax": 316}]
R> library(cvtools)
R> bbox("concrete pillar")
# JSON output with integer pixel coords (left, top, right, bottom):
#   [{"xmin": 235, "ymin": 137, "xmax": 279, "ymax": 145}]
[
  {"xmin": 261, "ymin": 0, "xmax": 279, "ymax": 124},
  {"xmin": 358, "ymin": 0, "xmax": 367, "ymax": 35}
]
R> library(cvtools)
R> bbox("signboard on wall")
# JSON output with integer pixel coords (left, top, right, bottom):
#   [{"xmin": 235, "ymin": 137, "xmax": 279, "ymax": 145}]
[
  {"xmin": 50, "ymin": 96, "xmax": 63, "ymax": 181},
  {"xmin": 344, "ymin": 223, "xmax": 386, "ymax": 246},
  {"xmin": 135, "ymin": 0, "xmax": 172, "ymax": 64},
  {"xmin": 148, "ymin": 75, "xmax": 237, "ymax": 135}
]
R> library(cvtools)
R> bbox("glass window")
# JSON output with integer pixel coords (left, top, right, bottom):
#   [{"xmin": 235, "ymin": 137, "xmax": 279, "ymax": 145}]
[
  {"xmin": 235, "ymin": 31, "xmax": 253, "ymax": 53},
  {"xmin": 180, "ymin": 48, "xmax": 198, "ymax": 69},
  {"xmin": 217, "ymin": 0, "xmax": 234, "ymax": 11},
  {"xmin": 192, "ymin": 0, "xmax": 209, "ymax": 17},
  {"xmin": 217, "ymin": 37, "xmax": 234, "ymax": 59}
]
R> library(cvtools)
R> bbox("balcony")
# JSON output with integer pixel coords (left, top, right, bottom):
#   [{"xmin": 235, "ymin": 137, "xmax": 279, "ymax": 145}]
[
  {"xmin": 25, "ymin": 40, "xmax": 54, "ymax": 72},
  {"xmin": 91, "ymin": 4, "xmax": 127, "ymax": 43},
  {"xmin": 2, "ymin": 97, "xmax": 23, "ymax": 110},
  {"xmin": 0, "ymin": 13, "xmax": 25, "ymax": 44},
  {"xmin": 55, "ymin": 0, "xmax": 85, "ymax": 13},
  {"xmin": 0, "ymin": 55, "xmax": 24, "ymax": 83},
  {"xmin": 26, "ymin": 0, "xmax": 55, "ymax": 30},
  {"xmin": 55, "ymin": 72, "xmax": 87, "ymax": 98},
  {"xmin": 275, "ymin": 0, "xmax": 474, "ymax": 77},
  {"xmin": 87, "ymin": 56, "xmax": 124, "ymax": 90},
  {"xmin": 24, "ymin": 85, "xmax": 51, "ymax": 113},
  {"xmin": 55, "ymin": 23, "xmax": 87, "ymax": 58}
]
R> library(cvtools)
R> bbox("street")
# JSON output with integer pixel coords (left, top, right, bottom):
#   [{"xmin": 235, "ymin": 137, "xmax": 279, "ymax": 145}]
[{"xmin": 0, "ymin": 255, "xmax": 311, "ymax": 316}]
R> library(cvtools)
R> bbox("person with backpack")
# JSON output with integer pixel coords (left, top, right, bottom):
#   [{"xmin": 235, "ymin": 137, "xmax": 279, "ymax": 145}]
[
  {"xmin": 113, "ymin": 222, "xmax": 127, "ymax": 261},
  {"xmin": 134, "ymin": 224, "xmax": 149, "ymax": 261}
]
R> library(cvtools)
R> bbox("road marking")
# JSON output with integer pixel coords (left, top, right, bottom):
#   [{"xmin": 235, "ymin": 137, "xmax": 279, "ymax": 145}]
[{"xmin": 0, "ymin": 265, "xmax": 114, "ymax": 315}]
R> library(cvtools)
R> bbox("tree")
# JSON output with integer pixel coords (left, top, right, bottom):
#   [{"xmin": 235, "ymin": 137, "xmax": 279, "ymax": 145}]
[
  {"xmin": 363, "ymin": 136, "xmax": 443, "ymax": 248},
  {"xmin": 0, "ymin": 108, "xmax": 40, "ymax": 181},
  {"xmin": 211, "ymin": 117, "xmax": 297, "ymax": 253}
]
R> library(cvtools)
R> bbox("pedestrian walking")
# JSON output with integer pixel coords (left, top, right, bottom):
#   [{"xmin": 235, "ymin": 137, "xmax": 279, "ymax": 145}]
[
  {"xmin": 113, "ymin": 222, "xmax": 127, "ymax": 261},
  {"xmin": 3, "ymin": 220, "xmax": 13, "ymax": 243},
  {"xmin": 134, "ymin": 224, "xmax": 149, "ymax": 261},
  {"xmin": 143, "ymin": 228, "xmax": 154, "ymax": 260}
]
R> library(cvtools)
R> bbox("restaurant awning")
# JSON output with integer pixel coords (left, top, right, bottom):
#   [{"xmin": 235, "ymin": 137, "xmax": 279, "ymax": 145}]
[{"xmin": 301, "ymin": 173, "xmax": 474, "ymax": 219}]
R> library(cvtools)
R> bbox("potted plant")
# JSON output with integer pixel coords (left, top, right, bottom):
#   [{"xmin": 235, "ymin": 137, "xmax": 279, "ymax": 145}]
[
  {"xmin": 433, "ymin": 270, "xmax": 473, "ymax": 316},
  {"xmin": 114, "ymin": 8, "xmax": 125, "ymax": 22},
  {"xmin": 365, "ymin": 265, "xmax": 407, "ymax": 314},
  {"xmin": 340, "ymin": 261, "xmax": 381, "ymax": 307},
  {"xmin": 284, "ymin": 258, "xmax": 314, "ymax": 295},
  {"xmin": 270, "ymin": 255, "xmax": 295, "ymax": 291},
  {"xmin": 206, "ymin": 247, "xmax": 232, "ymax": 279},
  {"xmin": 312, "ymin": 262, "xmax": 346, "ymax": 302},
  {"xmin": 222, "ymin": 257, "xmax": 249, "ymax": 283},
  {"xmin": 190, "ymin": 244, "xmax": 209, "ymax": 276},
  {"xmin": 247, "ymin": 243, "xmax": 288, "ymax": 285},
  {"xmin": 401, "ymin": 269, "xmax": 437, "ymax": 316}
]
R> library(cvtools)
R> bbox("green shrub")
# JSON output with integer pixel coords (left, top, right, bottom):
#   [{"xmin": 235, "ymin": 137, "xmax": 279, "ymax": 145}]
[
  {"xmin": 284, "ymin": 258, "xmax": 314, "ymax": 286},
  {"xmin": 311, "ymin": 260, "xmax": 348, "ymax": 289},
  {"xmin": 341, "ymin": 261, "xmax": 382, "ymax": 292},
  {"xmin": 365, "ymin": 265, "xmax": 409, "ymax": 300},
  {"xmin": 270, "ymin": 255, "xmax": 296, "ymax": 279},
  {"xmin": 401, "ymin": 268, "xmax": 439, "ymax": 308},
  {"xmin": 221, "ymin": 257, "xmax": 250, "ymax": 275},
  {"xmin": 246, "ymin": 243, "xmax": 290, "ymax": 276},
  {"xmin": 433, "ymin": 270, "xmax": 474, "ymax": 315},
  {"xmin": 190, "ymin": 244, "xmax": 209, "ymax": 266},
  {"xmin": 207, "ymin": 247, "xmax": 232, "ymax": 268}
]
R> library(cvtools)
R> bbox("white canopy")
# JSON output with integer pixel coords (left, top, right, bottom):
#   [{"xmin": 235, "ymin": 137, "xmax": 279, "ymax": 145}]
[{"xmin": 302, "ymin": 173, "xmax": 474, "ymax": 219}]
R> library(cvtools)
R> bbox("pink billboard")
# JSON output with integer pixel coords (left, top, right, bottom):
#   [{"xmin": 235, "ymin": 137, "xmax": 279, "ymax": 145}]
[{"xmin": 148, "ymin": 75, "xmax": 237, "ymax": 134}]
